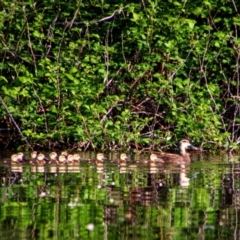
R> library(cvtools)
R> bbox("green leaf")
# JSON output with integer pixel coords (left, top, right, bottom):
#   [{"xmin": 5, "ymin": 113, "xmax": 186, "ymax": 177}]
[{"xmin": 0, "ymin": 76, "xmax": 8, "ymax": 82}]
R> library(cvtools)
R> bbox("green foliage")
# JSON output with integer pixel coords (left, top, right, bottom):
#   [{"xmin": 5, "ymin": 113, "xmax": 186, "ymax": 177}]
[{"xmin": 0, "ymin": 0, "xmax": 239, "ymax": 150}]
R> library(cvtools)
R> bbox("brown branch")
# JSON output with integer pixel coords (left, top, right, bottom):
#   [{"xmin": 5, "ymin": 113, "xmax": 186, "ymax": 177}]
[
  {"xmin": 0, "ymin": 96, "xmax": 31, "ymax": 148},
  {"xmin": 54, "ymin": 9, "xmax": 123, "ymax": 27}
]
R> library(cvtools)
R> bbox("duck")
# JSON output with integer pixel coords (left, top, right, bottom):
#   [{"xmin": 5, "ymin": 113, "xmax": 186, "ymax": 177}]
[
  {"xmin": 26, "ymin": 151, "xmax": 39, "ymax": 163},
  {"xmin": 60, "ymin": 151, "xmax": 68, "ymax": 157},
  {"xmin": 30, "ymin": 153, "xmax": 47, "ymax": 165},
  {"xmin": 58, "ymin": 155, "xmax": 67, "ymax": 164},
  {"xmin": 149, "ymin": 154, "xmax": 164, "ymax": 164},
  {"xmin": 48, "ymin": 152, "xmax": 59, "ymax": 164},
  {"xmin": 3, "ymin": 154, "xmax": 22, "ymax": 164},
  {"xmin": 73, "ymin": 153, "xmax": 81, "ymax": 162},
  {"xmin": 66, "ymin": 154, "xmax": 74, "ymax": 164},
  {"xmin": 67, "ymin": 153, "xmax": 81, "ymax": 165},
  {"xmin": 31, "ymin": 151, "xmax": 39, "ymax": 159},
  {"xmin": 89, "ymin": 153, "xmax": 106, "ymax": 165},
  {"xmin": 148, "ymin": 154, "xmax": 165, "ymax": 173},
  {"xmin": 16, "ymin": 152, "xmax": 26, "ymax": 162},
  {"xmin": 136, "ymin": 154, "xmax": 163, "ymax": 165},
  {"xmin": 111, "ymin": 153, "xmax": 128, "ymax": 166},
  {"xmin": 57, "ymin": 155, "xmax": 67, "ymax": 172},
  {"xmin": 156, "ymin": 139, "xmax": 198, "ymax": 164}
]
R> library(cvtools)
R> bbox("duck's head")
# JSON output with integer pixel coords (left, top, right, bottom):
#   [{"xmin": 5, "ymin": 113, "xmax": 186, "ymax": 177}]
[
  {"xmin": 31, "ymin": 151, "xmax": 38, "ymax": 159},
  {"xmin": 179, "ymin": 139, "xmax": 198, "ymax": 150},
  {"xmin": 59, "ymin": 155, "xmax": 66, "ymax": 163},
  {"xmin": 150, "ymin": 154, "xmax": 159, "ymax": 162},
  {"xmin": 17, "ymin": 152, "xmax": 25, "ymax": 161},
  {"xmin": 179, "ymin": 139, "xmax": 198, "ymax": 153},
  {"xmin": 120, "ymin": 153, "xmax": 128, "ymax": 161},
  {"xmin": 37, "ymin": 153, "xmax": 46, "ymax": 161},
  {"xmin": 61, "ymin": 151, "xmax": 68, "ymax": 157},
  {"xmin": 67, "ymin": 154, "xmax": 74, "ymax": 162},
  {"xmin": 49, "ymin": 152, "xmax": 58, "ymax": 160},
  {"xmin": 96, "ymin": 153, "xmax": 106, "ymax": 161},
  {"xmin": 11, "ymin": 154, "xmax": 20, "ymax": 163},
  {"xmin": 73, "ymin": 153, "xmax": 81, "ymax": 161}
]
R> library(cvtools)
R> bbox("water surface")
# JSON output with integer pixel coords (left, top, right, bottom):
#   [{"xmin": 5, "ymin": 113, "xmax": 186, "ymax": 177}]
[{"xmin": 0, "ymin": 151, "xmax": 239, "ymax": 240}]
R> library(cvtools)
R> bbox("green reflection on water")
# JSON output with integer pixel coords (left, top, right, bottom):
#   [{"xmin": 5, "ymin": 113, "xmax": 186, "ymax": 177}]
[{"xmin": 0, "ymin": 153, "xmax": 238, "ymax": 240}]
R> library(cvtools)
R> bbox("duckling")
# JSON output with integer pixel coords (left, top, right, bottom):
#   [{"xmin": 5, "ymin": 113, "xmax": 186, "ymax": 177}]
[
  {"xmin": 16, "ymin": 152, "xmax": 25, "ymax": 162},
  {"xmin": 96, "ymin": 153, "xmax": 106, "ymax": 165},
  {"xmin": 73, "ymin": 153, "xmax": 81, "ymax": 162},
  {"xmin": 148, "ymin": 154, "xmax": 163, "ymax": 174},
  {"xmin": 48, "ymin": 152, "xmax": 58, "ymax": 164},
  {"xmin": 90, "ymin": 153, "xmax": 106, "ymax": 165},
  {"xmin": 31, "ymin": 151, "xmax": 38, "ymax": 159},
  {"xmin": 67, "ymin": 154, "xmax": 81, "ymax": 172},
  {"xmin": 66, "ymin": 154, "xmax": 74, "ymax": 164},
  {"xmin": 150, "ymin": 154, "xmax": 165, "ymax": 164},
  {"xmin": 60, "ymin": 151, "xmax": 68, "ymax": 157},
  {"xmin": 3, "ymin": 154, "xmax": 21, "ymax": 164},
  {"xmin": 111, "ymin": 153, "xmax": 128, "ymax": 166},
  {"xmin": 37, "ymin": 153, "xmax": 48, "ymax": 165},
  {"xmin": 67, "ymin": 153, "xmax": 81, "ymax": 165},
  {"xmin": 27, "ymin": 151, "xmax": 39, "ymax": 163},
  {"xmin": 58, "ymin": 155, "xmax": 67, "ymax": 164},
  {"xmin": 156, "ymin": 139, "xmax": 198, "ymax": 164},
  {"xmin": 136, "ymin": 154, "xmax": 162, "ymax": 165},
  {"xmin": 30, "ymin": 153, "xmax": 47, "ymax": 165},
  {"xmin": 58, "ymin": 155, "xmax": 67, "ymax": 173}
]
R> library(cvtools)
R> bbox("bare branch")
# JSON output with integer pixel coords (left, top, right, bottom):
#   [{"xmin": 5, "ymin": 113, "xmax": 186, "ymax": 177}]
[
  {"xmin": 54, "ymin": 9, "xmax": 122, "ymax": 27},
  {"xmin": 0, "ymin": 96, "xmax": 31, "ymax": 148},
  {"xmin": 231, "ymin": 0, "xmax": 239, "ymax": 13},
  {"xmin": 23, "ymin": 6, "xmax": 37, "ymax": 73}
]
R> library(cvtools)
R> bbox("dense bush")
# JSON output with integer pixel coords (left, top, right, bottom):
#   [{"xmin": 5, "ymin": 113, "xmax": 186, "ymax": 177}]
[{"xmin": 0, "ymin": 0, "xmax": 239, "ymax": 150}]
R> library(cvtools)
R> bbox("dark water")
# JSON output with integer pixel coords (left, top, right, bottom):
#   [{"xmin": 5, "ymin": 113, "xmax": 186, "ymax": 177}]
[{"xmin": 0, "ymin": 151, "xmax": 239, "ymax": 240}]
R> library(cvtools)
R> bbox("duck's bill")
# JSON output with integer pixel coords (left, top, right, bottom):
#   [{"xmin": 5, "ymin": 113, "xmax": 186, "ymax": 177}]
[{"xmin": 188, "ymin": 145, "xmax": 198, "ymax": 150}]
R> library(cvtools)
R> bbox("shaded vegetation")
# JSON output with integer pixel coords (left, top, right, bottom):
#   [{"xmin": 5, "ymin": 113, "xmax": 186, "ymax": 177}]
[{"xmin": 0, "ymin": 0, "xmax": 240, "ymax": 150}]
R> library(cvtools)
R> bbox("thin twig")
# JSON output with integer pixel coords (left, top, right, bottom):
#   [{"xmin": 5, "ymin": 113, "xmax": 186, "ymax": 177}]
[
  {"xmin": 100, "ymin": 100, "xmax": 123, "ymax": 123},
  {"xmin": 104, "ymin": 26, "xmax": 110, "ymax": 84},
  {"xmin": 23, "ymin": 6, "xmax": 37, "ymax": 73},
  {"xmin": 0, "ymin": 96, "xmax": 31, "ymax": 147},
  {"xmin": 54, "ymin": 9, "xmax": 121, "ymax": 26},
  {"xmin": 231, "ymin": 0, "xmax": 238, "ymax": 13}
]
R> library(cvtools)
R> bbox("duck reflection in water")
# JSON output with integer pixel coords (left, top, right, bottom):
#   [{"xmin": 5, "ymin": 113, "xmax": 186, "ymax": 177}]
[
  {"xmin": 179, "ymin": 165, "xmax": 190, "ymax": 187},
  {"xmin": 130, "ymin": 186, "xmax": 158, "ymax": 206}
]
